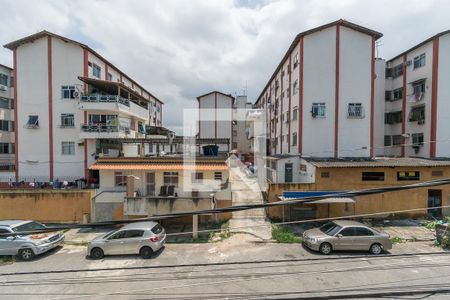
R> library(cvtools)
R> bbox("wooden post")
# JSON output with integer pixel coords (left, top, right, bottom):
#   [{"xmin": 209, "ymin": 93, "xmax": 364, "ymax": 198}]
[{"xmin": 192, "ymin": 215, "xmax": 198, "ymax": 239}]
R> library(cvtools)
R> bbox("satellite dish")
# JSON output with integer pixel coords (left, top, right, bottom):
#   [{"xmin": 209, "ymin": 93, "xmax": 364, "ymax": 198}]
[{"xmin": 73, "ymin": 91, "xmax": 80, "ymax": 99}]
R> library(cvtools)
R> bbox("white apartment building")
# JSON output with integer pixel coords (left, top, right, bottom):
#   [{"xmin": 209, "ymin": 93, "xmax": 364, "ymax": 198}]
[
  {"xmin": 0, "ymin": 64, "xmax": 15, "ymax": 176},
  {"xmin": 4, "ymin": 31, "xmax": 164, "ymax": 182},
  {"xmin": 384, "ymin": 30, "xmax": 450, "ymax": 158},
  {"xmin": 255, "ymin": 19, "xmax": 384, "ymax": 161},
  {"xmin": 197, "ymin": 91, "xmax": 253, "ymax": 156}
]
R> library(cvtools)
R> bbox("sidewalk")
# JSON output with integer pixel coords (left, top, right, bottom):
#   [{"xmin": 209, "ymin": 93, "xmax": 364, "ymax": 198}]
[{"xmin": 64, "ymin": 227, "xmax": 112, "ymax": 245}]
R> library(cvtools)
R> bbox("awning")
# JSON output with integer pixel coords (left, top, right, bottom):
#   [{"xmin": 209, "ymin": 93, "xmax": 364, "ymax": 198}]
[{"xmin": 309, "ymin": 197, "xmax": 355, "ymax": 204}]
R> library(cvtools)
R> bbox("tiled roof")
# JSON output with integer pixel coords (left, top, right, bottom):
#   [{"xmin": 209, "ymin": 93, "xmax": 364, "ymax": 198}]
[
  {"xmin": 305, "ymin": 157, "xmax": 450, "ymax": 168},
  {"xmin": 90, "ymin": 157, "xmax": 228, "ymax": 171}
]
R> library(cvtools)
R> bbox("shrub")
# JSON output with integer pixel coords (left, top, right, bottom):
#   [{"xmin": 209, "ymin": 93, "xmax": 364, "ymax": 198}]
[
  {"xmin": 390, "ymin": 236, "xmax": 404, "ymax": 244},
  {"xmin": 272, "ymin": 226, "xmax": 302, "ymax": 243}
]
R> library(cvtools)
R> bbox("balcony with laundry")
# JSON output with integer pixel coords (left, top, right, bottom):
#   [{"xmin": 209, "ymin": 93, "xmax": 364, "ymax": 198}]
[
  {"xmin": 77, "ymin": 76, "xmax": 150, "ymax": 121},
  {"xmin": 79, "ymin": 114, "xmax": 146, "ymax": 139}
]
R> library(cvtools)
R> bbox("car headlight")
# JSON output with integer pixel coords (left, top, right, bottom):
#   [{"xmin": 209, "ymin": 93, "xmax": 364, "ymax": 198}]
[{"xmin": 34, "ymin": 239, "xmax": 47, "ymax": 245}]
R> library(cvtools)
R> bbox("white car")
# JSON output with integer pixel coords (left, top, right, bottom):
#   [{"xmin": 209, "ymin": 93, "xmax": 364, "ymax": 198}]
[{"xmin": 0, "ymin": 220, "xmax": 65, "ymax": 261}]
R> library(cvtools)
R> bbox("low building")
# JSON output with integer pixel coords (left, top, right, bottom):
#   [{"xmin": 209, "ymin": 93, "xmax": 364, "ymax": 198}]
[
  {"xmin": 89, "ymin": 156, "xmax": 232, "ymax": 224},
  {"xmin": 267, "ymin": 157, "xmax": 450, "ymax": 221}
]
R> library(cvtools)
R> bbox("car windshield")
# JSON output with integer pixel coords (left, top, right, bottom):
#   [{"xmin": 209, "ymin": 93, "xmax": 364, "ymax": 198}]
[
  {"xmin": 319, "ymin": 222, "xmax": 342, "ymax": 236},
  {"xmin": 103, "ymin": 230, "xmax": 117, "ymax": 239},
  {"xmin": 12, "ymin": 221, "xmax": 46, "ymax": 233}
]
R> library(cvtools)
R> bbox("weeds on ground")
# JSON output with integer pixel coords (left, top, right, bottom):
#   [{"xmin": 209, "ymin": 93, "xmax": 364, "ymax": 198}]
[
  {"xmin": 390, "ymin": 236, "xmax": 404, "ymax": 244},
  {"xmin": 0, "ymin": 256, "xmax": 14, "ymax": 265},
  {"xmin": 272, "ymin": 226, "xmax": 302, "ymax": 243},
  {"xmin": 208, "ymin": 221, "xmax": 230, "ymax": 242}
]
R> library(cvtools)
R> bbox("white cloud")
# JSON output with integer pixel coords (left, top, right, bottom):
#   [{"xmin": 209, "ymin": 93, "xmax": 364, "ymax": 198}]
[{"xmin": 1, "ymin": 0, "xmax": 449, "ymax": 134}]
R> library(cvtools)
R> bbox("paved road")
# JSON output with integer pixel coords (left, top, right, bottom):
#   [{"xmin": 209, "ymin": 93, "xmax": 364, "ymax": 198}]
[{"xmin": 0, "ymin": 236, "xmax": 449, "ymax": 299}]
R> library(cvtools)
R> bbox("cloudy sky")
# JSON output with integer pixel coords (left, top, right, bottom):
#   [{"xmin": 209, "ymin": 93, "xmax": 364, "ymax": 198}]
[{"xmin": 0, "ymin": 0, "xmax": 449, "ymax": 133}]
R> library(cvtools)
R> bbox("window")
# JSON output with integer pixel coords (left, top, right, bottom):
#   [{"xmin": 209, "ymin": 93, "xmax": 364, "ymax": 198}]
[
  {"xmin": 392, "ymin": 64, "xmax": 403, "ymax": 78},
  {"xmin": 109, "ymin": 231, "xmax": 126, "ymax": 240},
  {"xmin": 413, "ymin": 53, "xmax": 426, "ymax": 69},
  {"xmin": 191, "ymin": 172, "xmax": 203, "ymax": 183},
  {"xmin": 60, "ymin": 114, "xmax": 75, "ymax": 127},
  {"xmin": 61, "ymin": 86, "xmax": 76, "ymax": 99},
  {"xmin": 293, "ymin": 79, "xmax": 298, "ymax": 95},
  {"xmin": 93, "ymin": 64, "xmax": 101, "ymax": 78},
  {"xmin": 232, "ymin": 130, "xmax": 237, "ymax": 137},
  {"xmin": 412, "ymin": 133, "xmax": 424, "ymax": 147},
  {"xmin": 321, "ymin": 171, "xmax": 330, "ymax": 178},
  {"xmin": 362, "ymin": 172, "xmax": 385, "ymax": 181},
  {"xmin": 412, "ymin": 80, "xmax": 425, "ymax": 95},
  {"xmin": 384, "ymin": 135, "xmax": 392, "ymax": 147},
  {"xmin": 9, "ymin": 121, "xmax": 14, "ymax": 132},
  {"xmin": 27, "ymin": 115, "xmax": 39, "ymax": 128},
  {"xmin": 163, "ymin": 172, "xmax": 179, "ymax": 187},
  {"xmin": 397, "ymin": 171, "xmax": 420, "ymax": 181},
  {"xmin": 0, "ymin": 98, "xmax": 9, "ymax": 109},
  {"xmin": 432, "ymin": 170, "xmax": 444, "ymax": 177},
  {"xmin": 319, "ymin": 222, "xmax": 342, "ymax": 236},
  {"xmin": 292, "ymin": 132, "xmax": 297, "ymax": 146},
  {"xmin": 214, "ymin": 172, "xmax": 222, "ymax": 181},
  {"xmin": 293, "ymin": 53, "xmax": 299, "ymax": 69},
  {"xmin": 354, "ymin": 227, "xmax": 374, "ymax": 236},
  {"xmin": 348, "ymin": 103, "xmax": 364, "ymax": 118},
  {"xmin": 124, "ymin": 230, "xmax": 144, "ymax": 238},
  {"xmin": 409, "ymin": 105, "xmax": 425, "ymax": 122},
  {"xmin": 0, "ymin": 74, "xmax": 7, "ymax": 86},
  {"xmin": 115, "ymin": 172, "xmax": 127, "ymax": 186},
  {"xmin": 385, "ymin": 91, "xmax": 392, "ymax": 101},
  {"xmin": 108, "ymin": 73, "xmax": 113, "ymax": 81},
  {"xmin": 292, "ymin": 106, "xmax": 298, "ymax": 121},
  {"xmin": 385, "ymin": 111, "xmax": 402, "ymax": 124},
  {"xmin": 0, "ymin": 143, "xmax": 12, "ymax": 154},
  {"xmin": 311, "ymin": 103, "xmax": 326, "ymax": 118},
  {"xmin": 392, "ymin": 88, "xmax": 403, "ymax": 100},
  {"xmin": 339, "ymin": 227, "xmax": 356, "ymax": 237},
  {"xmin": 151, "ymin": 224, "xmax": 163, "ymax": 234},
  {"xmin": 61, "ymin": 141, "xmax": 75, "ymax": 155},
  {"xmin": 392, "ymin": 135, "xmax": 402, "ymax": 146},
  {"xmin": 0, "ymin": 120, "xmax": 8, "ymax": 131},
  {"xmin": 9, "ymin": 76, "xmax": 14, "ymax": 88}
]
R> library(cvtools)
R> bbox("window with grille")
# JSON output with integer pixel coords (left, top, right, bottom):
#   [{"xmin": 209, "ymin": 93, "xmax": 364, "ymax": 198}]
[
  {"xmin": 61, "ymin": 86, "xmax": 76, "ymax": 99},
  {"xmin": 384, "ymin": 135, "xmax": 392, "ymax": 146},
  {"xmin": 392, "ymin": 64, "xmax": 403, "ymax": 78},
  {"xmin": 413, "ymin": 53, "xmax": 426, "ymax": 69},
  {"xmin": 311, "ymin": 103, "xmax": 326, "ymax": 118},
  {"xmin": 214, "ymin": 172, "xmax": 222, "ymax": 181},
  {"xmin": 61, "ymin": 114, "xmax": 75, "ymax": 127},
  {"xmin": 93, "ymin": 64, "xmax": 101, "ymax": 78},
  {"xmin": 412, "ymin": 133, "xmax": 424, "ymax": 147},
  {"xmin": 385, "ymin": 111, "xmax": 402, "ymax": 124},
  {"xmin": 348, "ymin": 103, "xmax": 364, "ymax": 118},
  {"xmin": 61, "ymin": 141, "xmax": 75, "ymax": 155},
  {"xmin": 164, "ymin": 172, "xmax": 179, "ymax": 187},
  {"xmin": 191, "ymin": 172, "xmax": 203, "ymax": 183},
  {"xmin": 392, "ymin": 88, "xmax": 403, "ymax": 100},
  {"xmin": 292, "ymin": 106, "xmax": 298, "ymax": 121},
  {"xmin": 292, "ymin": 132, "xmax": 297, "ymax": 146},
  {"xmin": 392, "ymin": 135, "xmax": 402, "ymax": 146},
  {"xmin": 293, "ymin": 79, "xmax": 298, "ymax": 95},
  {"xmin": 115, "ymin": 172, "xmax": 127, "ymax": 186},
  {"xmin": 397, "ymin": 171, "xmax": 420, "ymax": 181},
  {"xmin": 0, "ymin": 120, "xmax": 9, "ymax": 131},
  {"xmin": 0, "ymin": 74, "xmax": 8, "ymax": 86},
  {"xmin": 409, "ymin": 105, "xmax": 425, "ymax": 122}
]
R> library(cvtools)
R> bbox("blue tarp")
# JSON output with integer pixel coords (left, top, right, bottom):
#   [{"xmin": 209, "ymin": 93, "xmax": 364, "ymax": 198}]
[{"xmin": 282, "ymin": 191, "xmax": 344, "ymax": 199}]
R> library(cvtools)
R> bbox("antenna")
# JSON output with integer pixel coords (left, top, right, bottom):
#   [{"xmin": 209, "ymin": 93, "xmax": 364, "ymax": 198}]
[{"xmin": 241, "ymin": 80, "xmax": 248, "ymax": 96}]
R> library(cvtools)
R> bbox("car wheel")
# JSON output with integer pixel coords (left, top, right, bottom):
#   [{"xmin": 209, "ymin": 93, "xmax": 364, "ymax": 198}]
[
  {"xmin": 139, "ymin": 246, "xmax": 154, "ymax": 259},
  {"xmin": 370, "ymin": 243, "xmax": 383, "ymax": 255},
  {"xmin": 18, "ymin": 248, "xmax": 35, "ymax": 261},
  {"xmin": 319, "ymin": 242, "xmax": 332, "ymax": 255},
  {"xmin": 90, "ymin": 248, "xmax": 104, "ymax": 260}
]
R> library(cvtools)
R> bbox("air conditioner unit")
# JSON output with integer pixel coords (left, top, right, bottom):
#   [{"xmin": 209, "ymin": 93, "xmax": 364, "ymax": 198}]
[{"xmin": 0, "ymin": 85, "xmax": 6, "ymax": 91}]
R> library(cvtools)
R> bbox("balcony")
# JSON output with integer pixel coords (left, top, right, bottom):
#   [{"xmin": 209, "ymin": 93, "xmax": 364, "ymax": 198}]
[
  {"xmin": 79, "ymin": 95, "xmax": 148, "ymax": 120},
  {"xmin": 79, "ymin": 123, "xmax": 133, "ymax": 139}
]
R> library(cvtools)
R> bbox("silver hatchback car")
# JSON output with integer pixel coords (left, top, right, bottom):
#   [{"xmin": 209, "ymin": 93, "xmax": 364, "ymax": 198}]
[
  {"xmin": 88, "ymin": 221, "xmax": 166, "ymax": 259},
  {"xmin": 0, "ymin": 220, "xmax": 65, "ymax": 261},
  {"xmin": 303, "ymin": 220, "xmax": 392, "ymax": 255}
]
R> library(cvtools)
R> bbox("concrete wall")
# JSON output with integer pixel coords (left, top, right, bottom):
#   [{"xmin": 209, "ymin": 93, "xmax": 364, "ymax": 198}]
[
  {"xmin": 0, "ymin": 64, "xmax": 15, "ymax": 173},
  {"xmin": 267, "ymin": 166, "xmax": 450, "ymax": 220},
  {"xmin": 436, "ymin": 33, "xmax": 450, "ymax": 157},
  {"xmin": 0, "ymin": 189, "xmax": 94, "ymax": 222}
]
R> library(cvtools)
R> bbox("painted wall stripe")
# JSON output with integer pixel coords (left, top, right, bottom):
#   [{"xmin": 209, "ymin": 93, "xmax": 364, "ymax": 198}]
[
  {"xmin": 298, "ymin": 37, "xmax": 304, "ymax": 155},
  {"xmin": 370, "ymin": 36, "xmax": 375, "ymax": 158},
  {"xmin": 334, "ymin": 24, "xmax": 340, "ymax": 158},
  {"xmin": 47, "ymin": 36, "xmax": 54, "ymax": 180},
  {"xmin": 13, "ymin": 49, "xmax": 18, "ymax": 181},
  {"xmin": 401, "ymin": 54, "xmax": 407, "ymax": 157},
  {"xmin": 430, "ymin": 37, "xmax": 439, "ymax": 158}
]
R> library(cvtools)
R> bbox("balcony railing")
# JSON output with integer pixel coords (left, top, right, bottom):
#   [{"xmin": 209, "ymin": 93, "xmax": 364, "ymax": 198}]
[
  {"xmin": 80, "ymin": 95, "xmax": 130, "ymax": 107},
  {"xmin": 80, "ymin": 123, "xmax": 130, "ymax": 134}
]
